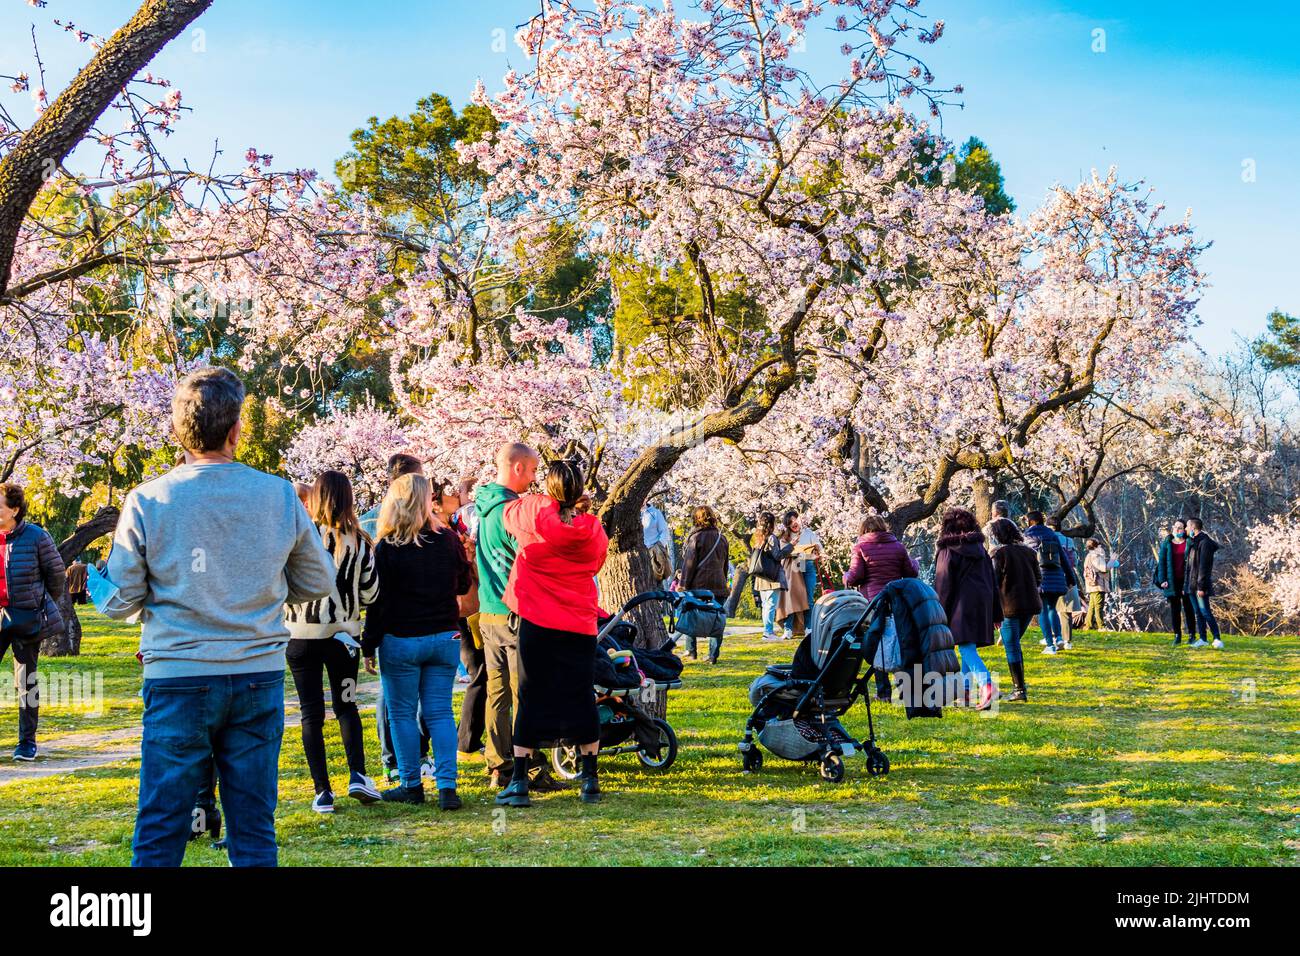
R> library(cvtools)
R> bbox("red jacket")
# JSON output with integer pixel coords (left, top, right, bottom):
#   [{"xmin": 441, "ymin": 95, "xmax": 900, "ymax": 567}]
[{"xmin": 503, "ymin": 494, "xmax": 609, "ymax": 636}]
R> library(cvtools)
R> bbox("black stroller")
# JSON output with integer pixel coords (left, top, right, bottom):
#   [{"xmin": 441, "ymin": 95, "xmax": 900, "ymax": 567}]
[
  {"xmin": 739, "ymin": 589, "xmax": 890, "ymax": 782},
  {"xmin": 550, "ymin": 589, "xmax": 719, "ymax": 780}
]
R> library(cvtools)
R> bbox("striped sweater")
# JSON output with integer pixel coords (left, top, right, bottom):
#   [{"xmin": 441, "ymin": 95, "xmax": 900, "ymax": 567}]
[{"xmin": 285, "ymin": 525, "xmax": 379, "ymax": 640}]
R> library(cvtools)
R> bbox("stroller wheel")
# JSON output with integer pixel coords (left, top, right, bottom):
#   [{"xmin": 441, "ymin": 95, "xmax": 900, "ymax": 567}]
[
  {"xmin": 636, "ymin": 718, "xmax": 678, "ymax": 771},
  {"xmin": 551, "ymin": 745, "xmax": 581, "ymax": 781},
  {"xmin": 742, "ymin": 747, "xmax": 763, "ymax": 773},
  {"xmin": 866, "ymin": 749, "xmax": 890, "ymax": 777},
  {"xmin": 819, "ymin": 753, "xmax": 845, "ymax": 783}
]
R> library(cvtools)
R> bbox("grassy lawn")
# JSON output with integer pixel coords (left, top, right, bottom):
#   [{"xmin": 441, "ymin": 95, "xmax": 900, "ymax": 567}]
[{"xmin": 0, "ymin": 609, "xmax": 1297, "ymax": 866}]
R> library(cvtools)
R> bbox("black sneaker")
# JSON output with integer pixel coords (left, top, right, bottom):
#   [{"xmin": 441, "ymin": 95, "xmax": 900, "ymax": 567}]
[
  {"xmin": 380, "ymin": 783, "xmax": 425, "ymax": 804},
  {"xmin": 312, "ymin": 790, "xmax": 335, "ymax": 814},
  {"xmin": 12, "ymin": 742, "xmax": 36, "ymax": 762},
  {"xmin": 438, "ymin": 788, "xmax": 462, "ymax": 811},
  {"xmin": 347, "ymin": 771, "xmax": 382, "ymax": 804}
]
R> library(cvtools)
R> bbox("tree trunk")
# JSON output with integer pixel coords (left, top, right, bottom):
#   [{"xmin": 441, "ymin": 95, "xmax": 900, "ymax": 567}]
[
  {"xmin": 972, "ymin": 472, "xmax": 998, "ymax": 527},
  {"xmin": 0, "ymin": 0, "xmax": 213, "ymax": 296},
  {"xmin": 42, "ymin": 589, "xmax": 82, "ymax": 657}
]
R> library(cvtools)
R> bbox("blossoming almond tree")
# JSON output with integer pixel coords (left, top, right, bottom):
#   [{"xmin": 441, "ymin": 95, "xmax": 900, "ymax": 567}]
[{"xmin": 456, "ymin": 0, "xmax": 983, "ymax": 620}]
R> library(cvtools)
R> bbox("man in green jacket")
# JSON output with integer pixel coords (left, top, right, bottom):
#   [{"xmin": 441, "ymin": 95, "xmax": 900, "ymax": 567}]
[{"xmin": 476, "ymin": 442, "xmax": 562, "ymax": 789}]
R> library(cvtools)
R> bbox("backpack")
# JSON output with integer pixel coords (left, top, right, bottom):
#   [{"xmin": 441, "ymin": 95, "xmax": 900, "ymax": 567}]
[{"xmin": 1036, "ymin": 532, "xmax": 1062, "ymax": 572}]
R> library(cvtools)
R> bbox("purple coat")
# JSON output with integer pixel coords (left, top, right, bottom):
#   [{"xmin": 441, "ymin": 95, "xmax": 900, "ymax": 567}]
[{"xmin": 843, "ymin": 532, "xmax": 919, "ymax": 600}]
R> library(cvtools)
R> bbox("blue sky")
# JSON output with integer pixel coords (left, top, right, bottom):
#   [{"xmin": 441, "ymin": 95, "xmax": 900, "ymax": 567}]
[{"xmin": 3, "ymin": 0, "xmax": 1297, "ymax": 355}]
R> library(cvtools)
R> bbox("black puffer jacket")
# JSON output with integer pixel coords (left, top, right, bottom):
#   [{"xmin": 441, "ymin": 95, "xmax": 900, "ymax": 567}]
[
  {"xmin": 1185, "ymin": 532, "xmax": 1220, "ymax": 596},
  {"xmin": 1, "ymin": 520, "xmax": 66, "ymax": 640}
]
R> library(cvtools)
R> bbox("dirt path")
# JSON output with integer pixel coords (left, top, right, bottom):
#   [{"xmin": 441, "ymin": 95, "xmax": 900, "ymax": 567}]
[
  {"xmin": 0, "ymin": 681, "xmax": 384, "ymax": 787},
  {"xmin": 0, "ymin": 623, "xmax": 774, "ymax": 786}
]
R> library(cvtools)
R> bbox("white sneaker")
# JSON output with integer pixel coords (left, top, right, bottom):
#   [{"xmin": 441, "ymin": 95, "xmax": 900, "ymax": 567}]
[
  {"xmin": 1042, "ymin": 645, "xmax": 1058, "ymax": 655},
  {"xmin": 1212, "ymin": 639, "xmax": 1224, "ymax": 649},
  {"xmin": 312, "ymin": 790, "xmax": 335, "ymax": 814},
  {"xmin": 1190, "ymin": 639, "xmax": 1208, "ymax": 648},
  {"xmin": 1039, "ymin": 638, "xmax": 1048, "ymax": 645},
  {"xmin": 1062, "ymin": 641, "xmax": 1073, "ymax": 650},
  {"xmin": 420, "ymin": 756, "xmax": 436, "ymax": 780}
]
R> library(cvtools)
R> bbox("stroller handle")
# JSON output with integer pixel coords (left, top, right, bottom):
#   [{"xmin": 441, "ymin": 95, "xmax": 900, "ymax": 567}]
[{"xmin": 596, "ymin": 588, "xmax": 723, "ymax": 643}]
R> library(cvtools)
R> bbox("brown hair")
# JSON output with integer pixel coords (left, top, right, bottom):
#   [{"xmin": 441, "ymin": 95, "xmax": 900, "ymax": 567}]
[
  {"xmin": 172, "ymin": 367, "xmax": 245, "ymax": 452},
  {"xmin": 693, "ymin": 505, "xmax": 719, "ymax": 529},
  {"xmin": 939, "ymin": 507, "xmax": 979, "ymax": 538},
  {"xmin": 310, "ymin": 470, "xmax": 367, "ymax": 550},
  {"xmin": 860, "ymin": 514, "xmax": 888, "ymax": 535},
  {"xmin": 386, "ymin": 453, "xmax": 423, "ymax": 483},
  {"xmin": 546, "ymin": 459, "xmax": 584, "ymax": 509},
  {"xmin": 751, "ymin": 512, "xmax": 775, "ymax": 549},
  {"xmin": 990, "ymin": 517, "xmax": 1022, "ymax": 546},
  {"xmin": 1, "ymin": 483, "xmax": 26, "ymax": 523}
]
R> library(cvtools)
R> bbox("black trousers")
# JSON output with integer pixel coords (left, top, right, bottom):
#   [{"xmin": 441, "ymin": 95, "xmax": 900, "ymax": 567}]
[
  {"xmin": 0, "ymin": 630, "xmax": 40, "ymax": 747},
  {"xmin": 1168, "ymin": 591, "xmax": 1195, "ymax": 643},
  {"xmin": 286, "ymin": 637, "xmax": 367, "ymax": 793},
  {"xmin": 458, "ymin": 621, "xmax": 487, "ymax": 754}
]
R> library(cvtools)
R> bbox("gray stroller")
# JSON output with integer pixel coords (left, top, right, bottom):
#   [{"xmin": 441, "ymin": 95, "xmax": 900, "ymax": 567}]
[{"xmin": 739, "ymin": 589, "xmax": 890, "ymax": 782}]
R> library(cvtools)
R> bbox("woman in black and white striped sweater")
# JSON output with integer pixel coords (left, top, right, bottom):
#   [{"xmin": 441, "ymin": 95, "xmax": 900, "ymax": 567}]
[{"xmin": 285, "ymin": 470, "xmax": 381, "ymax": 813}]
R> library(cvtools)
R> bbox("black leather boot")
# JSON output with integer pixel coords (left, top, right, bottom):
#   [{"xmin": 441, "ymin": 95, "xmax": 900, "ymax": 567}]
[
  {"xmin": 579, "ymin": 754, "xmax": 602, "ymax": 803},
  {"xmin": 1003, "ymin": 660, "xmax": 1027, "ymax": 702},
  {"xmin": 495, "ymin": 758, "xmax": 532, "ymax": 807}
]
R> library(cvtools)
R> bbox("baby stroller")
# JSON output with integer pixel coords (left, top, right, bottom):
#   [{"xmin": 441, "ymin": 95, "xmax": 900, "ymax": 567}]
[
  {"xmin": 739, "ymin": 589, "xmax": 890, "ymax": 782},
  {"xmin": 550, "ymin": 589, "xmax": 718, "ymax": 780}
]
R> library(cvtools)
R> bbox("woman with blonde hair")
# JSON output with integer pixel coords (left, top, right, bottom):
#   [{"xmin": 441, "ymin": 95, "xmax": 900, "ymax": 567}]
[
  {"xmin": 284, "ymin": 470, "xmax": 382, "ymax": 812},
  {"xmin": 362, "ymin": 473, "xmax": 471, "ymax": 810}
]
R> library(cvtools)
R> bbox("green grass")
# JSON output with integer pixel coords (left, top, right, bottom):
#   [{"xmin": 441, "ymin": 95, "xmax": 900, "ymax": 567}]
[{"xmin": 0, "ymin": 610, "xmax": 1297, "ymax": 866}]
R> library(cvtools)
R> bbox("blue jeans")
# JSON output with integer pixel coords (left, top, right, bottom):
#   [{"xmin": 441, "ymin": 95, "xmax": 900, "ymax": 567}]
[
  {"xmin": 378, "ymin": 633, "xmax": 460, "ymax": 789},
  {"xmin": 133, "ymin": 670, "xmax": 285, "ymax": 867},
  {"xmin": 957, "ymin": 643, "xmax": 991, "ymax": 691},
  {"xmin": 760, "ymin": 589, "xmax": 781, "ymax": 636},
  {"xmin": 1039, "ymin": 592, "xmax": 1064, "ymax": 646},
  {"xmin": 1000, "ymin": 614, "xmax": 1034, "ymax": 665},
  {"xmin": 803, "ymin": 563, "xmax": 818, "ymax": 607},
  {"xmin": 376, "ymin": 685, "xmax": 427, "ymax": 772},
  {"xmin": 1191, "ymin": 593, "xmax": 1221, "ymax": 642}
]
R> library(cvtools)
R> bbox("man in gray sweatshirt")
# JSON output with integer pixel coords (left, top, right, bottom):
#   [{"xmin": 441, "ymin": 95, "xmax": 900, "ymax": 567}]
[{"xmin": 91, "ymin": 367, "xmax": 334, "ymax": 867}]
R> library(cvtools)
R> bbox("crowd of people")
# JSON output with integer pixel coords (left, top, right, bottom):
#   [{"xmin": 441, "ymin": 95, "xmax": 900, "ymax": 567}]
[{"xmin": 0, "ymin": 367, "xmax": 1227, "ymax": 866}]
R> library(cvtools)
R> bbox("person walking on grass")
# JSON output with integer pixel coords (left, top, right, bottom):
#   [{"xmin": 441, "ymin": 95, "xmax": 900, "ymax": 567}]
[
  {"xmin": 475, "ymin": 442, "xmax": 564, "ymax": 793},
  {"xmin": 1185, "ymin": 517, "xmax": 1223, "ymax": 649},
  {"xmin": 0, "ymin": 482, "xmax": 66, "ymax": 762},
  {"xmin": 777, "ymin": 511, "xmax": 811, "ymax": 641},
  {"xmin": 983, "ymin": 499, "xmax": 1012, "ymax": 553},
  {"xmin": 283, "ymin": 470, "xmax": 382, "ymax": 814},
  {"xmin": 1023, "ymin": 510, "xmax": 1076, "ymax": 655},
  {"xmin": 674, "ymin": 506, "xmax": 729, "ymax": 663},
  {"xmin": 1082, "ymin": 538, "xmax": 1112, "ymax": 631},
  {"xmin": 933, "ymin": 508, "xmax": 1001, "ymax": 711},
  {"xmin": 496, "ymin": 460, "xmax": 609, "ymax": 807},
  {"xmin": 1156, "ymin": 519, "xmax": 1196, "ymax": 646},
  {"xmin": 750, "ymin": 513, "xmax": 791, "ymax": 641},
  {"xmin": 843, "ymin": 514, "xmax": 918, "ymax": 702},
  {"xmin": 362, "ymin": 473, "xmax": 470, "ymax": 810},
  {"xmin": 1047, "ymin": 516, "xmax": 1081, "ymax": 647},
  {"xmin": 91, "ymin": 367, "xmax": 335, "ymax": 867},
  {"xmin": 989, "ymin": 518, "xmax": 1041, "ymax": 702}
]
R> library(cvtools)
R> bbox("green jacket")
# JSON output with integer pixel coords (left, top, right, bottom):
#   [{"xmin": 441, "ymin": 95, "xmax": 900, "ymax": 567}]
[{"xmin": 474, "ymin": 482, "xmax": 519, "ymax": 616}]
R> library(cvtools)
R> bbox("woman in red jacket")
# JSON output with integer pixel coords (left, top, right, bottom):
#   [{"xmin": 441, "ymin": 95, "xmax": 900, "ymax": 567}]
[
  {"xmin": 496, "ymin": 459, "xmax": 609, "ymax": 808},
  {"xmin": 843, "ymin": 514, "xmax": 918, "ymax": 703}
]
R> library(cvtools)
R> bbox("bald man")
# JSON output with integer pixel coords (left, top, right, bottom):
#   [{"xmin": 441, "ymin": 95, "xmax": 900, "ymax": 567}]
[{"xmin": 474, "ymin": 443, "xmax": 562, "ymax": 790}]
